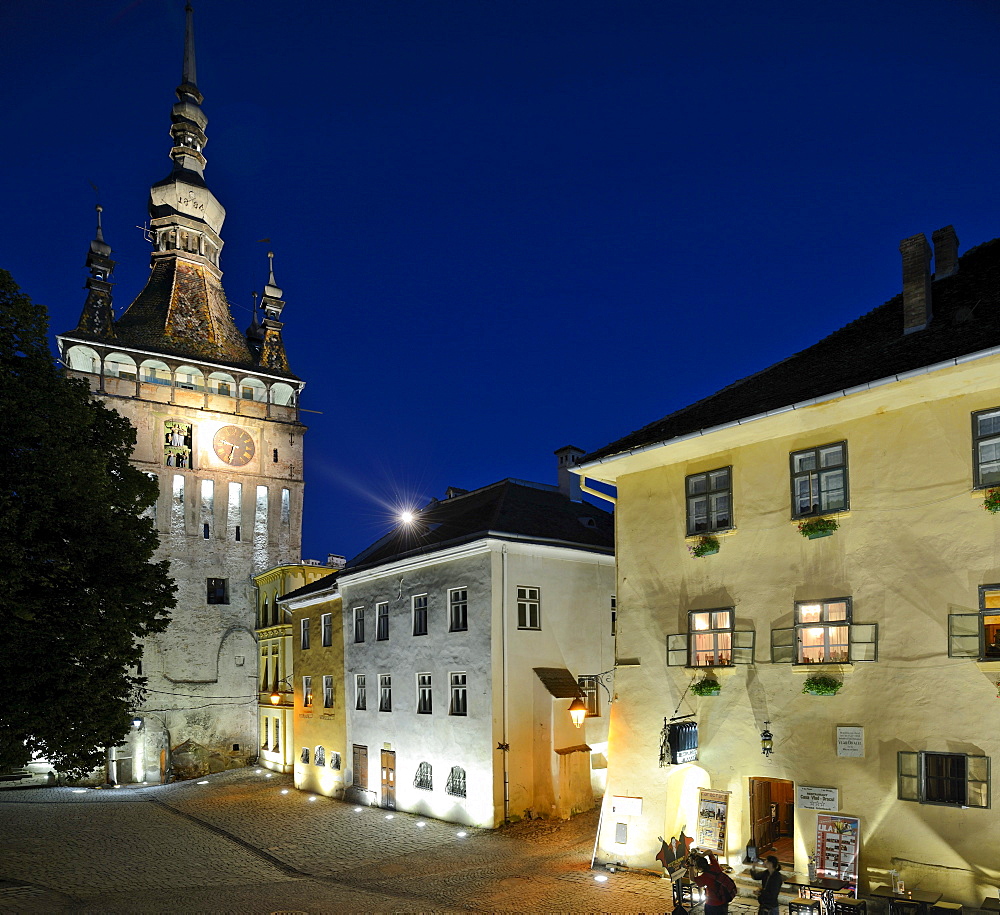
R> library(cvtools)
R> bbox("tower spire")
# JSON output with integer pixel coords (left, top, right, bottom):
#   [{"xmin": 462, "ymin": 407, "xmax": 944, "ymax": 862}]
[
  {"xmin": 182, "ymin": 3, "xmax": 197, "ymax": 90},
  {"xmin": 71, "ymin": 204, "xmax": 117, "ymax": 339},
  {"xmin": 253, "ymin": 250, "xmax": 291, "ymax": 372}
]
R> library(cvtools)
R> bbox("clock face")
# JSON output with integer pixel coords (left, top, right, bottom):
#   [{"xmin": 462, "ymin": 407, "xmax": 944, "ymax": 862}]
[{"xmin": 213, "ymin": 425, "xmax": 255, "ymax": 467}]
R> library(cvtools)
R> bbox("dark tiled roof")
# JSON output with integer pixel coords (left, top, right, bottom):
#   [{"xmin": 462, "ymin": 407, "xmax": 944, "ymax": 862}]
[
  {"xmin": 346, "ymin": 479, "xmax": 614, "ymax": 574},
  {"xmin": 585, "ymin": 237, "xmax": 1000, "ymax": 464},
  {"xmin": 279, "ymin": 572, "xmax": 338, "ymax": 603}
]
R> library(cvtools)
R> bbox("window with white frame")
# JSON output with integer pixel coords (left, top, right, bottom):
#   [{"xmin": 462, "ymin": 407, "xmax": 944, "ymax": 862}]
[
  {"xmin": 315, "ymin": 745, "xmax": 326, "ymax": 767},
  {"xmin": 517, "ymin": 586, "xmax": 540, "ymax": 630},
  {"xmin": 790, "ymin": 442, "xmax": 848, "ymax": 518},
  {"xmin": 321, "ymin": 613, "xmax": 333, "ymax": 647},
  {"xmin": 417, "ymin": 673, "xmax": 432, "ymax": 714},
  {"xmin": 973, "ymin": 408, "xmax": 1000, "ymax": 489},
  {"xmin": 300, "ymin": 746, "xmax": 309, "ymax": 764},
  {"xmin": 414, "ymin": 761, "xmax": 432, "ymax": 790},
  {"xmin": 323, "ymin": 675, "xmax": 334, "ymax": 709},
  {"xmin": 356, "ymin": 674, "xmax": 367, "ymax": 710},
  {"xmin": 898, "ymin": 751, "xmax": 989, "ymax": 808},
  {"xmin": 379, "ymin": 674, "xmax": 391, "ymax": 712},
  {"xmin": 668, "ymin": 609, "xmax": 755, "ymax": 667},
  {"xmin": 300, "ymin": 617, "xmax": 310, "ymax": 650},
  {"xmin": 376, "ymin": 601, "xmax": 389, "ymax": 641},
  {"xmin": 770, "ymin": 598, "xmax": 877, "ymax": 664},
  {"xmin": 686, "ymin": 467, "xmax": 733, "ymax": 534},
  {"xmin": 353, "ymin": 606, "xmax": 365, "ymax": 643},
  {"xmin": 578, "ymin": 676, "xmax": 599, "ymax": 717},
  {"xmin": 302, "ymin": 676, "xmax": 313, "ymax": 708},
  {"xmin": 948, "ymin": 585, "xmax": 1000, "ymax": 660},
  {"xmin": 449, "ymin": 588, "xmax": 468, "ymax": 632},
  {"xmin": 412, "ymin": 595, "xmax": 428, "ymax": 636},
  {"xmin": 446, "ymin": 765, "xmax": 466, "ymax": 798},
  {"xmin": 450, "ymin": 672, "xmax": 467, "ymax": 716}
]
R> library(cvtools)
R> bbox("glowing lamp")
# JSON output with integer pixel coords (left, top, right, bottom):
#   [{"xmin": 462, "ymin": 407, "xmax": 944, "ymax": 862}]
[
  {"xmin": 569, "ymin": 698, "xmax": 588, "ymax": 729},
  {"xmin": 760, "ymin": 721, "xmax": 774, "ymax": 757},
  {"xmin": 269, "ymin": 689, "xmax": 280, "ymax": 705}
]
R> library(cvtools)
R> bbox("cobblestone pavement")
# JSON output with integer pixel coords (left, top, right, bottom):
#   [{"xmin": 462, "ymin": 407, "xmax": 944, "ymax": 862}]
[{"xmin": 0, "ymin": 768, "xmax": 703, "ymax": 914}]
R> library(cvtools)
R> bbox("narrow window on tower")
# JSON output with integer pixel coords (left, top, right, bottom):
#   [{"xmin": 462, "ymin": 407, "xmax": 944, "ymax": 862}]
[
  {"xmin": 273, "ymin": 448, "xmax": 279, "ymax": 463},
  {"xmin": 253, "ymin": 485, "xmax": 268, "ymax": 570},
  {"xmin": 200, "ymin": 479, "xmax": 214, "ymax": 541},
  {"xmin": 171, "ymin": 474, "xmax": 185, "ymax": 534},
  {"xmin": 228, "ymin": 482, "xmax": 242, "ymax": 541},
  {"xmin": 281, "ymin": 488, "xmax": 290, "ymax": 526},
  {"xmin": 143, "ymin": 472, "xmax": 159, "ymax": 522}
]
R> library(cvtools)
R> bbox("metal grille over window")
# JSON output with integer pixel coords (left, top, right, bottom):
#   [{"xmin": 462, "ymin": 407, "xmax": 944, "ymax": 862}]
[
  {"xmin": 686, "ymin": 467, "xmax": 732, "ymax": 534},
  {"xmin": 791, "ymin": 442, "xmax": 848, "ymax": 517},
  {"xmin": 446, "ymin": 766, "xmax": 466, "ymax": 798},
  {"xmin": 300, "ymin": 746, "xmax": 309, "ymax": 764},
  {"xmin": 315, "ymin": 746, "xmax": 325, "ymax": 767},
  {"xmin": 330, "ymin": 752, "xmax": 341, "ymax": 771},
  {"xmin": 414, "ymin": 761, "xmax": 433, "ymax": 791}
]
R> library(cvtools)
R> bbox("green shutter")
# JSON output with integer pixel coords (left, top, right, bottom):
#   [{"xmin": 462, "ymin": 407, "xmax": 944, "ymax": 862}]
[
  {"xmin": 667, "ymin": 633, "xmax": 688, "ymax": 667},
  {"xmin": 770, "ymin": 627, "xmax": 795, "ymax": 664},
  {"xmin": 732, "ymin": 630, "xmax": 755, "ymax": 664},
  {"xmin": 948, "ymin": 613, "xmax": 981, "ymax": 658},
  {"xmin": 849, "ymin": 623, "xmax": 878, "ymax": 662},
  {"xmin": 967, "ymin": 755, "xmax": 991, "ymax": 809},
  {"xmin": 898, "ymin": 751, "xmax": 920, "ymax": 801}
]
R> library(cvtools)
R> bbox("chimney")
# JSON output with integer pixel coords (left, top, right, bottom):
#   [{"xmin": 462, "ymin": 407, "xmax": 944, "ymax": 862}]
[
  {"xmin": 932, "ymin": 225, "xmax": 959, "ymax": 280},
  {"xmin": 445, "ymin": 487, "xmax": 469, "ymax": 499},
  {"xmin": 899, "ymin": 233, "xmax": 932, "ymax": 334},
  {"xmin": 326, "ymin": 554, "xmax": 346, "ymax": 569},
  {"xmin": 555, "ymin": 445, "xmax": 585, "ymax": 501}
]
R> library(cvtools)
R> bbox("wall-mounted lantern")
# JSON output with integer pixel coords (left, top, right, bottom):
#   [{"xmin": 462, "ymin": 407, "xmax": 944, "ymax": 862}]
[
  {"xmin": 568, "ymin": 698, "xmax": 588, "ymax": 728},
  {"xmin": 760, "ymin": 721, "xmax": 774, "ymax": 757}
]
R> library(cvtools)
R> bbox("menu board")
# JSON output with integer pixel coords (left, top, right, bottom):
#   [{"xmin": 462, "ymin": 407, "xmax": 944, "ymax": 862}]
[
  {"xmin": 695, "ymin": 788, "xmax": 730, "ymax": 854},
  {"xmin": 815, "ymin": 815, "xmax": 860, "ymax": 883}
]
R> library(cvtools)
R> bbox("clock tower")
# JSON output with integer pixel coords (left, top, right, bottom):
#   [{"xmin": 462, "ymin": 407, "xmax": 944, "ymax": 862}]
[{"xmin": 57, "ymin": 5, "xmax": 305, "ymax": 781}]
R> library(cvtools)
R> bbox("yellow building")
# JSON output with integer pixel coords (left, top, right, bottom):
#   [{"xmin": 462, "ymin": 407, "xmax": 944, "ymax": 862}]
[
  {"xmin": 577, "ymin": 228, "xmax": 1000, "ymax": 905},
  {"xmin": 281, "ymin": 574, "xmax": 348, "ymax": 798},
  {"xmin": 255, "ymin": 562, "xmax": 338, "ymax": 773}
]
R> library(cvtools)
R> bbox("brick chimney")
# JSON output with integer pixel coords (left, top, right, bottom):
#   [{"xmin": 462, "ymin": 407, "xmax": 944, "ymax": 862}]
[
  {"xmin": 555, "ymin": 445, "xmax": 585, "ymax": 501},
  {"xmin": 932, "ymin": 225, "xmax": 959, "ymax": 280},
  {"xmin": 899, "ymin": 233, "xmax": 932, "ymax": 334}
]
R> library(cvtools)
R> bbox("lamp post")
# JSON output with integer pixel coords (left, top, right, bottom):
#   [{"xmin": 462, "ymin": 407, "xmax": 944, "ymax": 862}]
[{"xmin": 131, "ymin": 713, "xmax": 173, "ymax": 783}]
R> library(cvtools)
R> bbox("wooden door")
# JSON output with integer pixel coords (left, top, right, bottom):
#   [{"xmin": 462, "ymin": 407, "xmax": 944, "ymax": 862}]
[
  {"xmin": 353, "ymin": 744, "xmax": 368, "ymax": 790},
  {"xmin": 381, "ymin": 749, "xmax": 396, "ymax": 809},
  {"xmin": 749, "ymin": 778, "xmax": 774, "ymax": 849}
]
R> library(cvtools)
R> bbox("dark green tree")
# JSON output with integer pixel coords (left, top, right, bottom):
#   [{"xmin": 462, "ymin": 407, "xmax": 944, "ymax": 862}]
[{"xmin": 0, "ymin": 270, "xmax": 175, "ymax": 775}]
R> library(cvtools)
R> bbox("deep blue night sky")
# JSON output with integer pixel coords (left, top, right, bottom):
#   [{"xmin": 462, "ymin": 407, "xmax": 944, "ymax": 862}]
[{"xmin": 5, "ymin": 0, "xmax": 999, "ymax": 561}]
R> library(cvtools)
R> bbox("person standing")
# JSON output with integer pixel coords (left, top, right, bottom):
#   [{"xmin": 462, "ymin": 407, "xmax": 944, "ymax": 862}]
[
  {"xmin": 690, "ymin": 851, "xmax": 730, "ymax": 915},
  {"xmin": 750, "ymin": 855, "xmax": 783, "ymax": 915}
]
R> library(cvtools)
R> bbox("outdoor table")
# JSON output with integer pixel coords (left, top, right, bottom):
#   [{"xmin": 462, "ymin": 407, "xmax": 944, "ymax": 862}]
[
  {"xmin": 870, "ymin": 884, "xmax": 942, "ymax": 915},
  {"xmin": 785, "ymin": 876, "xmax": 851, "ymax": 914}
]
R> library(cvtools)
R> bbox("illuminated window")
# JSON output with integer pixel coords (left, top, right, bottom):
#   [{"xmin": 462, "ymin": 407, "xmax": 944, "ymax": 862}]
[
  {"xmin": 412, "ymin": 595, "xmax": 428, "ymax": 636},
  {"xmin": 261, "ymin": 717, "xmax": 269, "ymax": 749},
  {"xmin": 355, "ymin": 674, "xmax": 366, "ymax": 711},
  {"xmin": 669, "ymin": 611, "xmax": 755, "ymax": 667},
  {"xmin": 164, "ymin": 421, "xmax": 192, "ymax": 468},
  {"xmin": 323, "ymin": 675, "xmax": 334, "ymax": 709},
  {"xmin": 446, "ymin": 766, "xmax": 466, "ymax": 798},
  {"xmin": 353, "ymin": 607, "xmax": 365, "ymax": 643},
  {"xmin": 898, "ymin": 751, "xmax": 989, "ymax": 808},
  {"xmin": 379, "ymin": 675, "xmax": 391, "ymax": 712},
  {"xmin": 449, "ymin": 588, "xmax": 468, "ymax": 632},
  {"xmin": 414, "ymin": 761, "xmax": 433, "ymax": 791},
  {"xmin": 973, "ymin": 408, "xmax": 1000, "ymax": 489},
  {"xmin": 450, "ymin": 672, "xmax": 467, "ymax": 716},
  {"xmin": 417, "ymin": 673, "xmax": 432, "ymax": 714},
  {"xmin": 770, "ymin": 598, "xmax": 877, "ymax": 664},
  {"xmin": 578, "ymin": 676, "xmax": 599, "ymax": 717},
  {"xmin": 302, "ymin": 676, "xmax": 313, "ymax": 708},
  {"xmin": 790, "ymin": 442, "xmax": 848, "ymax": 518},
  {"xmin": 321, "ymin": 613, "xmax": 333, "ymax": 647},
  {"xmin": 517, "ymin": 587, "xmax": 540, "ymax": 630},
  {"xmin": 686, "ymin": 467, "xmax": 732, "ymax": 534},
  {"xmin": 376, "ymin": 602, "xmax": 389, "ymax": 641},
  {"xmin": 300, "ymin": 618, "xmax": 310, "ymax": 650},
  {"xmin": 207, "ymin": 578, "xmax": 228, "ymax": 604},
  {"xmin": 948, "ymin": 585, "xmax": 1000, "ymax": 660},
  {"xmin": 272, "ymin": 719, "xmax": 280, "ymax": 752}
]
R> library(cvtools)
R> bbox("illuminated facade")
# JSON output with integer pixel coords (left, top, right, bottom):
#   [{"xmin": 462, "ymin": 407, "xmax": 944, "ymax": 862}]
[
  {"xmin": 56, "ymin": 8, "xmax": 304, "ymax": 779},
  {"xmin": 577, "ymin": 228, "xmax": 1000, "ymax": 904},
  {"xmin": 338, "ymin": 462, "xmax": 616, "ymax": 828}
]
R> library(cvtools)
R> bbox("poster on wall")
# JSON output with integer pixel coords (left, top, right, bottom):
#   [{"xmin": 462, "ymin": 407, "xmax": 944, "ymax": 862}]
[
  {"xmin": 815, "ymin": 815, "xmax": 860, "ymax": 883},
  {"xmin": 695, "ymin": 788, "xmax": 730, "ymax": 854}
]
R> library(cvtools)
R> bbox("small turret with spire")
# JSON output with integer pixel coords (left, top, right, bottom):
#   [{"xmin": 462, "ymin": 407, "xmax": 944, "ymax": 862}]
[
  {"xmin": 253, "ymin": 251, "xmax": 291, "ymax": 372},
  {"xmin": 72, "ymin": 205, "xmax": 117, "ymax": 339}
]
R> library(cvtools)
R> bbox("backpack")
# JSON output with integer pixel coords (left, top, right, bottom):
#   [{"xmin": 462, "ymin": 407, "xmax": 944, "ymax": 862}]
[{"xmin": 712, "ymin": 871, "xmax": 738, "ymax": 903}]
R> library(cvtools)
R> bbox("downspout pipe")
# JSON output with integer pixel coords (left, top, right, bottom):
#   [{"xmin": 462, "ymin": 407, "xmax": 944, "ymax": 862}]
[{"xmin": 501, "ymin": 544, "xmax": 510, "ymax": 824}]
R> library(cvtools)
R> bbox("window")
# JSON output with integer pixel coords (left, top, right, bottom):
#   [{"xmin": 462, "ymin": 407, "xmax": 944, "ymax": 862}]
[
  {"xmin": 379, "ymin": 674, "xmax": 391, "ymax": 712},
  {"xmin": 414, "ymin": 761, "xmax": 433, "ymax": 791},
  {"xmin": 330, "ymin": 751, "xmax": 341, "ymax": 770},
  {"xmin": 354, "ymin": 607, "xmax": 365, "ymax": 643},
  {"xmin": 578, "ymin": 676, "xmax": 599, "ymax": 717},
  {"xmin": 261, "ymin": 717, "xmax": 269, "ymax": 749},
  {"xmin": 417, "ymin": 673, "xmax": 432, "ymax": 714},
  {"xmin": 300, "ymin": 618, "xmax": 310, "ymax": 650},
  {"xmin": 898, "ymin": 751, "xmax": 989, "ymax": 808},
  {"xmin": 770, "ymin": 598, "xmax": 877, "ymax": 664},
  {"xmin": 948, "ymin": 585, "xmax": 1000, "ymax": 660},
  {"xmin": 446, "ymin": 766, "xmax": 466, "ymax": 798},
  {"xmin": 450, "ymin": 672, "xmax": 468, "ymax": 716},
  {"xmin": 315, "ymin": 746, "xmax": 326, "ymax": 767},
  {"xmin": 791, "ymin": 442, "xmax": 848, "ymax": 517},
  {"xmin": 352, "ymin": 745, "xmax": 367, "ymax": 789},
  {"xmin": 686, "ymin": 467, "xmax": 733, "ymax": 534},
  {"xmin": 273, "ymin": 719, "xmax": 280, "ymax": 752},
  {"xmin": 164, "ymin": 421, "xmax": 192, "ymax": 468},
  {"xmin": 517, "ymin": 586, "xmax": 540, "ymax": 630},
  {"xmin": 323, "ymin": 675, "xmax": 334, "ymax": 709},
  {"xmin": 321, "ymin": 613, "xmax": 333, "ymax": 647},
  {"xmin": 611, "ymin": 596, "xmax": 617, "ymax": 638},
  {"xmin": 974, "ymin": 408, "xmax": 1000, "ymax": 488},
  {"xmin": 376, "ymin": 601, "xmax": 389, "ymax": 641},
  {"xmin": 668, "ymin": 609, "xmax": 755, "ymax": 667},
  {"xmin": 356, "ymin": 674, "xmax": 367, "ymax": 711},
  {"xmin": 413, "ymin": 595, "xmax": 428, "ymax": 636},
  {"xmin": 449, "ymin": 588, "xmax": 468, "ymax": 632},
  {"xmin": 207, "ymin": 578, "xmax": 229, "ymax": 604},
  {"xmin": 302, "ymin": 676, "xmax": 313, "ymax": 708},
  {"xmin": 300, "ymin": 746, "xmax": 310, "ymax": 764}
]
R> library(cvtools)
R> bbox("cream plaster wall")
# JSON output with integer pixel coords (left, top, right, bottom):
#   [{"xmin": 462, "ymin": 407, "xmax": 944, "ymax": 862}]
[{"xmin": 593, "ymin": 356, "xmax": 1000, "ymax": 905}]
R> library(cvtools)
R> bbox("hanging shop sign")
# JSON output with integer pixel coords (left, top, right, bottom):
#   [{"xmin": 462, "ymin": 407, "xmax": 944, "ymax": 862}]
[
  {"xmin": 836, "ymin": 726, "xmax": 865, "ymax": 757},
  {"xmin": 815, "ymin": 814, "xmax": 860, "ymax": 883},
  {"xmin": 797, "ymin": 786, "xmax": 839, "ymax": 811},
  {"xmin": 695, "ymin": 788, "xmax": 730, "ymax": 853},
  {"xmin": 662, "ymin": 720, "xmax": 699, "ymax": 765}
]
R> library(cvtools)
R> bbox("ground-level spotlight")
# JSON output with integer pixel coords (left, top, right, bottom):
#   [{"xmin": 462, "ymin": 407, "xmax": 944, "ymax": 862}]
[
  {"xmin": 72, "ymin": 789, "xmax": 87, "ymax": 794},
  {"xmin": 197, "ymin": 780, "xmax": 209, "ymax": 785},
  {"xmin": 594, "ymin": 874, "xmax": 609, "ymax": 883},
  {"xmin": 354, "ymin": 807, "xmax": 362, "ymax": 812},
  {"xmin": 308, "ymin": 796, "xmax": 317, "ymax": 802},
  {"xmin": 255, "ymin": 769, "xmax": 262, "ymax": 774},
  {"xmin": 265, "ymin": 773, "xmax": 273, "ymax": 778},
  {"xmin": 281, "ymin": 789, "xmax": 289, "ymax": 795},
  {"xmin": 456, "ymin": 831, "xmax": 467, "ymax": 838},
  {"xmin": 416, "ymin": 822, "xmax": 426, "ymax": 828},
  {"xmin": 385, "ymin": 814, "xmax": 394, "ymax": 819}
]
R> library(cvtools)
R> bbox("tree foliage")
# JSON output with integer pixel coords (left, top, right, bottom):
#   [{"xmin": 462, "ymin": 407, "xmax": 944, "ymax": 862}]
[{"xmin": 0, "ymin": 270, "xmax": 175, "ymax": 775}]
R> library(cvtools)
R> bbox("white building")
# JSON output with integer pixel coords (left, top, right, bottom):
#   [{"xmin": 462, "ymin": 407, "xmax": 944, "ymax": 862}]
[{"xmin": 338, "ymin": 448, "xmax": 616, "ymax": 827}]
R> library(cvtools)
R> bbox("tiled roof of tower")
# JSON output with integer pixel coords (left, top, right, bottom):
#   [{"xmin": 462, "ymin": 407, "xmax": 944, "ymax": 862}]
[
  {"xmin": 345, "ymin": 479, "xmax": 614, "ymax": 574},
  {"xmin": 584, "ymin": 236, "xmax": 1000, "ymax": 465}
]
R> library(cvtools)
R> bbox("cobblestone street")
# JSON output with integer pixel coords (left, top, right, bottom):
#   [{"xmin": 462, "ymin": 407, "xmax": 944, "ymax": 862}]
[{"xmin": 0, "ymin": 769, "xmax": 683, "ymax": 913}]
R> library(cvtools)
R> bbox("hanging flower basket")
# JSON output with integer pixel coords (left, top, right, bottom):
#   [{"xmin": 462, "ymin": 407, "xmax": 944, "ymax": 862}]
[
  {"xmin": 798, "ymin": 517, "xmax": 839, "ymax": 539},
  {"xmin": 983, "ymin": 489, "xmax": 1000, "ymax": 514},
  {"xmin": 802, "ymin": 675, "xmax": 842, "ymax": 696},
  {"xmin": 689, "ymin": 535, "xmax": 720, "ymax": 558},
  {"xmin": 691, "ymin": 678, "xmax": 721, "ymax": 697}
]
